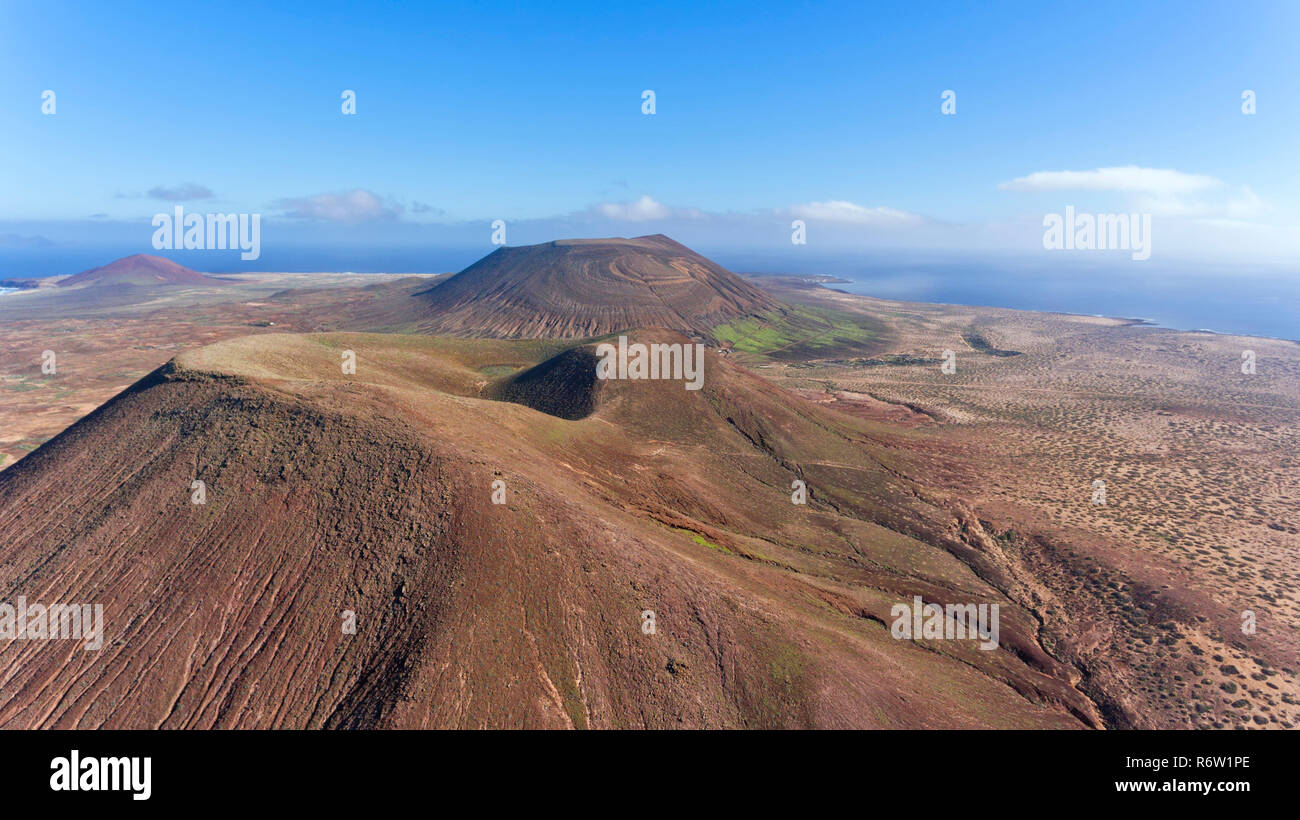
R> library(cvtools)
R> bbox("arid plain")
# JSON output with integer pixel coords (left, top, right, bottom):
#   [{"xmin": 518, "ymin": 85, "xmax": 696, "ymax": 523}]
[
  {"xmin": 753, "ymin": 279, "xmax": 1300, "ymax": 728},
  {"xmin": 1, "ymin": 243, "xmax": 1295, "ymax": 729}
]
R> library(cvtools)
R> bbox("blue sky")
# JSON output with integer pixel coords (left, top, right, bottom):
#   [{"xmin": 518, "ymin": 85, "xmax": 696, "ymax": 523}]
[{"xmin": 1, "ymin": 0, "xmax": 1298, "ymax": 271}]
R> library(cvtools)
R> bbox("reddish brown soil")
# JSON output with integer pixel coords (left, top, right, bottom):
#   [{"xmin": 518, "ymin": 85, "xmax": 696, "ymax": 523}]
[
  {"xmin": 59, "ymin": 254, "xmax": 224, "ymax": 288},
  {"xmin": 415, "ymin": 235, "xmax": 783, "ymax": 338},
  {"xmin": 0, "ymin": 332, "xmax": 1094, "ymax": 729}
]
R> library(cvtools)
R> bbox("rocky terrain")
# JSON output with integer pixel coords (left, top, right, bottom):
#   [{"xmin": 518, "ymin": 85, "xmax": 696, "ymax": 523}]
[
  {"xmin": 58, "ymin": 254, "xmax": 226, "ymax": 288},
  {"xmin": 414, "ymin": 235, "xmax": 783, "ymax": 338},
  {"xmin": 0, "ymin": 332, "xmax": 1093, "ymax": 728},
  {"xmin": 0, "ymin": 238, "xmax": 1294, "ymax": 729}
]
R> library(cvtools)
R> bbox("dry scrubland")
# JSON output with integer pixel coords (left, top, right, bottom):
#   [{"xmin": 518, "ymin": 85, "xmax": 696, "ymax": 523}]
[
  {"xmin": 758, "ymin": 281, "xmax": 1300, "ymax": 728},
  {"xmin": 0, "ymin": 273, "xmax": 438, "ymax": 470},
  {"xmin": 0, "ymin": 330, "xmax": 1093, "ymax": 728},
  {"xmin": 0, "ymin": 260, "xmax": 1295, "ymax": 729}
]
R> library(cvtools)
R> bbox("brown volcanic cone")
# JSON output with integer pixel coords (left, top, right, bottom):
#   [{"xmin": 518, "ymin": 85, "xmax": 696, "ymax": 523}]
[
  {"xmin": 415, "ymin": 234, "xmax": 783, "ymax": 338},
  {"xmin": 0, "ymin": 332, "xmax": 1098, "ymax": 729},
  {"xmin": 59, "ymin": 253, "xmax": 223, "ymax": 287}
]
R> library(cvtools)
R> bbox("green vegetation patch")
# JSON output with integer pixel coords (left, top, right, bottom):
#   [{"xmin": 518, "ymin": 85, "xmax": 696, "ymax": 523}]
[
  {"xmin": 675, "ymin": 527, "xmax": 733, "ymax": 555},
  {"xmin": 692, "ymin": 532, "xmax": 732, "ymax": 555},
  {"xmin": 711, "ymin": 306, "xmax": 882, "ymax": 360}
]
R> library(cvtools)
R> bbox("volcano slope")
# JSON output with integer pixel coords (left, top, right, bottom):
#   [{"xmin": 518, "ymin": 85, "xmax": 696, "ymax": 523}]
[
  {"xmin": 414, "ymin": 235, "xmax": 783, "ymax": 339},
  {"xmin": 59, "ymin": 254, "xmax": 226, "ymax": 288},
  {"xmin": 0, "ymin": 330, "xmax": 1098, "ymax": 728}
]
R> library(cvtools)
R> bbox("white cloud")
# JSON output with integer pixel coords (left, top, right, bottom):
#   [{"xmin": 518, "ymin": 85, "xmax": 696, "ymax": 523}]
[
  {"xmin": 114, "ymin": 183, "xmax": 214, "ymax": 201},
  {"xmin": 1225, "ymin": 186, "xmax": 1264, "ymax": 219},
  {"xmin": 1002, "ymin": 166, "xmax": 1269, "ymax": 222},
  {"xmin": 274, "ymin": 189, "xmax": 403, "ymax": 222},
  {"xmin": 147, "ymin": 183, "xmax": 214, "ymax": 201},
  {"xmin": 410, "ymin": 201, "xmax": 444, "ymax": 216},
  {"xmin": 999, "ymin": 166, "xmax": 1223, "ymax": 195},
  {"xmin": 789, "ymin": 200, "xmax": 920, "ymax": 224},
  {"xmin": 595, "ymin": 195, "xmax": 672, "ymax": 221}
]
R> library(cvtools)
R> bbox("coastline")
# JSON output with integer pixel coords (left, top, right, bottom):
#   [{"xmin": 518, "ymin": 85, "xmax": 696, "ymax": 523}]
[{"xmin": 812, "ymin": 282, "xmax": 1300, "ymax": 345}]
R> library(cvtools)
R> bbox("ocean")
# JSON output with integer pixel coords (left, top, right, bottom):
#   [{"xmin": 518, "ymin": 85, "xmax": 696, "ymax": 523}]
[
  {"xmin": 717, "ymin": 252, "xmax": 1300, "ymax": 342},
  {"xmin": 833, "ymin": 265, "xmax": 1300, "ymax": 341},
  {"xmin": 3, "ymin": 247, "xmax": 1296, "ymax": 341}
]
